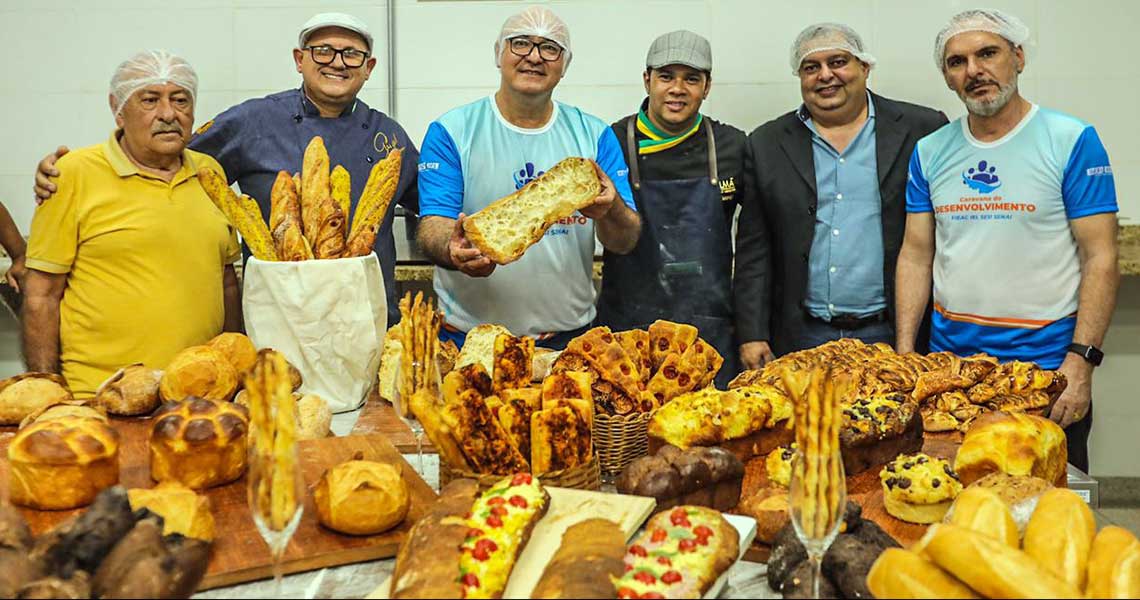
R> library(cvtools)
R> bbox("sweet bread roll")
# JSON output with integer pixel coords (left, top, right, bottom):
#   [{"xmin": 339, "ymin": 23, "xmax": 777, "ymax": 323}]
[
  {"xmin": 953, "ymin": 411, "xmax": 1067, "ymax": 486},
  {"xmin": 128, "ymin": 482, "xmax": 215, "ymax": 541},
  {"xmin": 94, "ymin": 364, "xmax": 162, "ymax": 416},
  {"xmin": 296, "ymin": 393, "xmax": 332, "ymax": 440},
  {"xmin": 1023, "ymin": 488, "xmax": 1095, "ymax": 589},
  {"xmin": 1087, "ymin": 526, "xmax": 1140, "ymax": 599},
  {"xmin": 314, "ymin": 456, "xmax": 409, "ymax": 535},
  {"xmin": 0, "ymin": 372, "xmax": 72, "ymax": 425},
  {"xmin": 880, "ymin": 453, "xmax": 962, "ymax": 524},
  {"xmin": 946, "ymin": 486, "xmax": 1019, "ymax": 547},
  {"xmin": 866, "ymin": 548, "xmax": 979, "ymax": 599},
  {"xmin": 159, "ymin": 345, "xmax": 239, "ymax": 403},
  {"xmin": 7, "ymin": 416, "xmax": 120, "ymax": 510},
  {"xmin": 462, "ymin": 157, "xmax": 600, "ymax": 265},
  {"xmin": 19, "ymin": 400, "xmax": 107, "ymax": 429},
  {"xmin": 207, "ymin": 332, "xmax": 258, "ymax": 378},
  {"xmin": 149, "ymin": 397, "xmax": 249, "ymax": 490}
]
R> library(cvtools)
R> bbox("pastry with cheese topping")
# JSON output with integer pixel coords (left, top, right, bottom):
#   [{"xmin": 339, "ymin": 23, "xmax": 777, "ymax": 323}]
[
  {"xmin": 458, "ymin": 473, "xmax": 550, "ymax": 599},
  {"xmin": 880, "ymin": 453, "xmax": 962, "ymax": 523},
  {"xmin": 614, "ymin": 505, "xmax": 740, "ymax": 599}
]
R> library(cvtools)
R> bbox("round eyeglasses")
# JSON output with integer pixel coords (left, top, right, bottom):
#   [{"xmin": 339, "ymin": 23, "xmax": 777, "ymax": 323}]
[{"xmin": 508, "ymin": 37, "xmax": 564, "ymax": 62}]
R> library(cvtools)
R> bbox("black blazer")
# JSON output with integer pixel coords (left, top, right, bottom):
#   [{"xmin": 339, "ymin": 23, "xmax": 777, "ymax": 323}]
[{"xmin": 733, "ymin": 91, "xmax": 948, "ymax": 357}]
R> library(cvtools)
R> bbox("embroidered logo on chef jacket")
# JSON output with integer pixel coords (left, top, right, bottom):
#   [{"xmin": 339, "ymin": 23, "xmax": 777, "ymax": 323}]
[
  {"xmin": 719, "ymin": 176, "xmax": 736, "ymax": 202},
  {"xmin": 373, "ymin": 131, "xmax": 400, "ymax": 157}
]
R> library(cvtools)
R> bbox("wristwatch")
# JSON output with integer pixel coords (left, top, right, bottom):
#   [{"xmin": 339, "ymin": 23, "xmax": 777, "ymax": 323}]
[{"xmin": 1068, "ymin": 343, "xmax": 1104, "ymax": 367}]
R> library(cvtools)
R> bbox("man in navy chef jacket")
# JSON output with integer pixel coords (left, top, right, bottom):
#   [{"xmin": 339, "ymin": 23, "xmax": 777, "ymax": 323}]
[{"xmin": 35, "ymin": 13, "xmax": 418, "ymax": 326}]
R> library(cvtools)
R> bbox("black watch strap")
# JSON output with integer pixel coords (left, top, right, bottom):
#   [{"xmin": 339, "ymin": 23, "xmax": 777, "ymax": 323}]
[{"xmin": 1068, "ymin": 343, "xmax": 1104, "ymax": 367}]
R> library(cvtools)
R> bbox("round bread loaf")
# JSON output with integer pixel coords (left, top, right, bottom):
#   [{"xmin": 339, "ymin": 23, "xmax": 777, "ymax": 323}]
[
  {"xmin": 8, "ymin": 416, "xmax": 120, "ymax": 509},
  {"xmin": 149, "ymin": 397, "xmax": 249, "ymax": 490},
  {"xmin": 208, "ymin": 332, "xmax": 258, "ymax": 378},
  {"xmin": 0, "ymin": 373, "xmax": 72, "ymax": 425},
  {"xmin": 315, "ymin": 458, "xmax": 409, "ymax": 535},
  {"xmin": 159, "ymin": 346, "xmax": 239, "ymax": 402},
  {"xmin": 95, "ymin": 364, "xmax": 162, "ymax": 416},
  {"xmin": 953, "ymin": 411, "xmax": 1067, "ymax": 486}
]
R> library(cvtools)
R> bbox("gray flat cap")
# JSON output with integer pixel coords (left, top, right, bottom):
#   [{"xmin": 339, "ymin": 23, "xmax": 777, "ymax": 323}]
[{"xmin": 646, "ymin": 30, "xmax": 712, "ymax": 72}]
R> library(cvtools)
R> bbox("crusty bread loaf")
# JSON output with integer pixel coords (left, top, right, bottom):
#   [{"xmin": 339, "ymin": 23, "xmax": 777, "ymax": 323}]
[
  {"xmin": 462, "ymin": 157, "xmax": 600, "ymax": 264},
  {"xmin": 8, "ymin": 416, "xmax": 120, "ymax": 510},
  {"xmin": 954, "ymin": 411, "xmax": 1068, "ymax": 486},
  {"xmin": 531, "ymin": 518, "xmax": 626, "ymax": 599}
]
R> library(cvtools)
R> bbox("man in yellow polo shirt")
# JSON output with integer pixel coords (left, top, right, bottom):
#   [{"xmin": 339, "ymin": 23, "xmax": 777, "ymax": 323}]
[{"xmin": 23, "ymin": 50, "xmax": 241, "ymax": 399}]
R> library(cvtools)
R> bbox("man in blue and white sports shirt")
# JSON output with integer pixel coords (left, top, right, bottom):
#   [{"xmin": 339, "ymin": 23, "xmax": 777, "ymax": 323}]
[
  {"xmin": 895, "ymin": 9, "xmax": 1120, "ymax": 472},
  {"xmin": 416, "ymin": 6, "xmax": 641, "ymax": 350}
]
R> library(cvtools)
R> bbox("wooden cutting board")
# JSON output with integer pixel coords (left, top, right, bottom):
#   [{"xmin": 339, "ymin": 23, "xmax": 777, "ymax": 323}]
[
  {"xmin": 0, "ymin": 418, "xmax": 437, "ymax": 590},
  {"xmin": 351, "ymin": 398, "xmax": 437, "ymax": 454},
  {"xmin": 738, "ymin": 435, "xmax": 962, "ymax": 561},
  {"xmin": 367, "ymin": 487, "xmax": 658, "ymax": 599}
]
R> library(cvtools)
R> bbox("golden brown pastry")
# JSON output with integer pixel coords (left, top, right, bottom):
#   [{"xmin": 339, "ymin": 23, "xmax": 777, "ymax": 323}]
[
  {"xmin": 8, "ymin": 416, "xmax": 120, "ymax": 510},
  {"xmin": 159, "ymin": 345, "xmax": 239, "ymax": 403},
  {"xmin": 492, "ymin": 334, "xmax": 533, "ymax": 394},
  {"xmin": 128, "ymin": 482, "xmax": 215, "ymax": 541},
  {"xmin": 953, "ymin": 411, "xmax": 1068, "ymax": 486},
  {"xmin": 1023, "ymin": 488, "xmax": 1095, "ymax": 589},
  {"xmin": 314, "ymin": 456, "xmax": 409, "ymax": 535},
  {"xmin": 531, "ymin": 518, "xmax": 626, "ymax": 599},
  {"xmin": 93, "ymin": 364, "xmax": 162, "ymax": 416},
  {"xmin": 866, "ymin": 548, "xmax": 980, "ymax": 599},
  {"xmin": 207, "ymin": 332, "xmax": 258, "ymax": 378},
  {"xmin": 647, "ymin": 320, "xmax": 699, "ymax": 372},
  {"xmin": 311, "ymin": 196, "xmax": 347, "ymax": 259},
  {"xmin": 346, "ymin": 148, "xmax": 403, "ymax": 257},
  {"xmin": 1087, "ymin": 526, "xmax": 1140, "ymax": 599},
  {"xmin": 149, "ymin": 397, "xmax": 249, "ymax": 490},
  {"xmin": 269, "ymin": 170, "xmax": 302, "ymax": 235},
  {"xmin": 19, "ymin": 400, "xmax": 107, "ymax": 429},
  {"xmin": 390, "ymin": 479, "xmax": 480, "ymax": 599},
  {"xmin": 301, "ymin": 136, "xmax": 331, "ymax": 242},
  {"xmin": 0, "ymin": 372, "xmax": 72, "ymax": 425},
  {"xmin": 880, "ymin": 453, "xmax": 962, "ymax": 524},
  {"xmin": 946, "ymin": 486, "xmax": 1019, "ymax": 547}
]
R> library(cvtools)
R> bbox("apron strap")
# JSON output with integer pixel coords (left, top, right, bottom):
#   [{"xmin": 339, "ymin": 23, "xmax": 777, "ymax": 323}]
[
  {"xmin": 705, "ymin": 118, "xmax": 718, "ymax": 186},
  {"xmin": 625, "ymin": 115, "xmax": 641, "ymax": 191}
]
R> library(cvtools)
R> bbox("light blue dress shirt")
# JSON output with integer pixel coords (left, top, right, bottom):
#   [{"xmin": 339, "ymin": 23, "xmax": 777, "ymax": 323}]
[{"xmin": 799, "ymin": 93, "xmax": 887, "ymax": 320}]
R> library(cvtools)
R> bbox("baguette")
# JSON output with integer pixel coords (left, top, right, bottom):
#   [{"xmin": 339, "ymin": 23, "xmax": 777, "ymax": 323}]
[
  {"xmin": 349, "ymin": 148, "xmax": 403, "ymax": 240},
  {"xmin": 866, "ymin": 548, "xmax": 979, "ymax": 599},
  {"xmin": 462, "ymin": 157, "xmax": 600, "ymax": 265},
  {"xmin": 311, "ymin": 196, "xmax": 347, "ymax": 259},
  {"xmin": 531, "ymin": 518, "xmax": 625, "ymax": 599},
  {"xmin": 1022, "ymin": 488, "xmax": 1095, "ymax": 589},
  {"xmin": 391, "ymin": 479, "xmax": 480, "ymax": 599},
  {"xmin": 198, "ymin": 168, "xmax": 278, "ymax": 260},
  {"xmin": 301, "ymin": 136, "xmax": 331, "ymax": 242},
  {"xmin": 269, "ymin": 170, "xmax": 302, "ymax": 234},
  {"xmin": 921, "ymin": 523, "xmax": 1082, "ymax": 598},
  {"xmin": 330, "ymin": 165, "xmax": 351, "ymax": 225},
  {"xmin": 1087, "ymin": 526, "xmax": 1140, "ymax": 598},
  {"xmin": 946, "ymin": 486, "xmax": 1018, "ymax": 547},
  {"xmin": 459, "ymin": 473, "xmax": 550, "ymax": 599}
]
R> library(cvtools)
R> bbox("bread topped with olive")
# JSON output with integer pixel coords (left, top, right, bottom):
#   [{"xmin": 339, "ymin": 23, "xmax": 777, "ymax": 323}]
[{"xmin": 880, "ymin": 452, "xmax": 962, "ymax": 523}]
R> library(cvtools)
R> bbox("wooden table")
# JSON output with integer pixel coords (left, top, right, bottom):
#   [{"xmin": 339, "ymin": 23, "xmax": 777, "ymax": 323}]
[{"xmin": 351, "ymin": 398, "xmax": 437, "ymax": 454}]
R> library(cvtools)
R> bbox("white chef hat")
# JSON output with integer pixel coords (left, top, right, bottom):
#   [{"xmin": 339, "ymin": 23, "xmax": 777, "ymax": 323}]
[
  {"xmin": 109, "ymin": 50, "xmax": 198, "ymax": 117},
  {"xmin": 933, "ymin": 9, "xmax": 1030, "ymax": 71},
  {"xmin": 494, "ymin": 6, "xmax": 572, "ymax": 70},
  {"xmin": 789, "ymin": 23, "xmax": 876, "ymax": 76}
]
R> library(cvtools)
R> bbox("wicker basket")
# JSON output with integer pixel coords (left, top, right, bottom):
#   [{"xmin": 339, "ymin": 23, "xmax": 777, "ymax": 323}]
[
  {"xmin": 593, "ymin": 410, "xmax": 654, "ymax": 477},
  {"xmin": 439, "ymin": 454, "xmax": 602, "ymax": 491}
]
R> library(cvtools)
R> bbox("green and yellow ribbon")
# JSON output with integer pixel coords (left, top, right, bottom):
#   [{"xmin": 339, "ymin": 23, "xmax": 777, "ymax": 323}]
[{"xmin": 637, "ymin": 109, "xmax": 702, "ymax": 155}]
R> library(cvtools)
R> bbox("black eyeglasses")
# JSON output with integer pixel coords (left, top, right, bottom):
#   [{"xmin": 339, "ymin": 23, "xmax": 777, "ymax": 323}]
[
  {"xmin": 305, "ymin": 45, "xmax": 370, "ymax": 68},
  {"xmin": 508, "ymin": 37, "xmax": 564, "ymax": 62}
]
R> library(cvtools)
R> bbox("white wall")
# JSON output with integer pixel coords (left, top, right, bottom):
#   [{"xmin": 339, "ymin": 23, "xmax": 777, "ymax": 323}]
[{"xmin": 1, "ymin": 0, "xmax": 1138, "ymax": 475}]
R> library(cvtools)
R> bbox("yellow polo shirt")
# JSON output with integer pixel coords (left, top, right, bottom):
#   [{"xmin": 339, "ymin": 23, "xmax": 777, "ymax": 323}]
[{"xmin": 27, "ymin": 132, "xmax": 241, "ymax": 399}]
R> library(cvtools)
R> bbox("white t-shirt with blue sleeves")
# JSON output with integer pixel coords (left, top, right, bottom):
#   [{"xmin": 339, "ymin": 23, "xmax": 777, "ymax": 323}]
[
  {"xmin": 418, "ymin": 96, "xmax": 635, "ymax": 337},
  {"xmin": 906, "ymin": 104, "xmax": 1117, "ymax": 368}
]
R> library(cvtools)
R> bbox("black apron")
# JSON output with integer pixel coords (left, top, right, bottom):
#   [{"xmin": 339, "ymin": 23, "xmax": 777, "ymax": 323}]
[{"xmin": 597, "ymin": 116, "xmax": 739, "ymax": 387}]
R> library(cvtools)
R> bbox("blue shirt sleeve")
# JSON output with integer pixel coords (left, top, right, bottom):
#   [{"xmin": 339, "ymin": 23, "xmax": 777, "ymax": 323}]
[
  {"xmin": 596, "ymin": 128, "xmax": 636, "ymax": 211},
  {"xmin": 1062, "ymin": 126, "xmax": 1118, "ymax": 219},
  {"xmin": 417, "ymin": 121, "xmax": 464, "ymax": 219},
  {"xmin": 905, "ymin": 147, "xmax": 934, "ymax": 213},
  {"xmin": 188, "ymin": 103, "xmax": 247, "ymax": 184}
]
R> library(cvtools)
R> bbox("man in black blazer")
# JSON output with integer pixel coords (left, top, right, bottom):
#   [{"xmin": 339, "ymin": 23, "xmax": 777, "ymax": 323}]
[{"xmin": 734, "ymin": 23, "xmax": 947, "ymax": 368}]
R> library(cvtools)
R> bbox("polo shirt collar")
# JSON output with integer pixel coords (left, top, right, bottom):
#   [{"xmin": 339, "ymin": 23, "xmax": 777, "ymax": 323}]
[
  {"xmin": 103, "ymin": 130, "xmax": 198, "ymax": 182},
  {"xmin": 300, "ymin": 87, "xmax": 358, "ymax": 118}
]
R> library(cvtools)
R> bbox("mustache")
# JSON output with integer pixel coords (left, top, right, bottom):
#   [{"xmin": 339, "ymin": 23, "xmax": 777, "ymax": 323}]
[
  {"xmin": 966, "ymin": 79, "xmax": 1000, "ymax": 92},
  {"xmin": 151, "ymin": 121, "xmax": 184, "ymax": 135}
]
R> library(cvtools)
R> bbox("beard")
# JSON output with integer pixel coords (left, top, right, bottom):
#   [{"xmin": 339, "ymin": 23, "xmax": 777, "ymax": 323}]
[{"xmin": 962, "ymin": 78, "xmax": 1017, "ymax": 117}]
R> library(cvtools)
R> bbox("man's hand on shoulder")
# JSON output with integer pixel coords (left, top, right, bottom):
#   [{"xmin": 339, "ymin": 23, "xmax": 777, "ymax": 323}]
[
  {"xmin": 579, "ymin": 160, "xmax": 617, "ymax": 220},
  {"xmin": 33, "ymin": 146, "xmax": 70, "ymax": 204},
  {"xmin": 448, "ymin": 213, "xmax": 496, "ymax": 278}
]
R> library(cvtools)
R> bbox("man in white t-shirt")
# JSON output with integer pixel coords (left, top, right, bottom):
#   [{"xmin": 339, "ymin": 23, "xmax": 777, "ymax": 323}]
[
  {"xmin": 895, "ymin": 9, "xmax": 1120, "ymax": 472},
  {"xmin": 416, "ymin": 6, "xmax": 641, "ymax": 349}
]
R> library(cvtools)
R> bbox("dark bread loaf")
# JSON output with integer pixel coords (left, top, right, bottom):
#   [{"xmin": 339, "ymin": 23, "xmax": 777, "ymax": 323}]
[{"xmin": 616, "ymin": 445, "xmax": 743, "ymax": 511}]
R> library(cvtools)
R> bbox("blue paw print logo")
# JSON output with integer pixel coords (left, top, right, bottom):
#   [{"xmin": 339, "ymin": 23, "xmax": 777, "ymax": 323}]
[
  {"xmin": 513, "ymin": 162, "xmax": 545, "ymax": 190},
  {"xmin": 962, "ymin": 160, "xmax": 1001, "ymax": 194}
]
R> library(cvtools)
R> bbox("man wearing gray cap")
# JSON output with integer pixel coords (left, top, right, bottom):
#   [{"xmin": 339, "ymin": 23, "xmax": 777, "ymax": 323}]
[
  {"xmin": 34, "ymin": 13, "xmax": 419, "ymax": 326},
  {"xmin": 734, "ymin": 23, "xmax": 947, "ymax": 367},
  {"xmin": 597, "ymin": 30, "xmax": 747, "ymax": 386}
]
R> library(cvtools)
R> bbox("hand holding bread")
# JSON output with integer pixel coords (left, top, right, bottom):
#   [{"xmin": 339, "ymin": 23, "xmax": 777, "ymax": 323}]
[
  {"xmin": 448, "ymin": 213, "xmax": 496, "ymax": 277},
  {"xmin": 576, "ymin": 160, "xmax": 616, "ymax": 220}
]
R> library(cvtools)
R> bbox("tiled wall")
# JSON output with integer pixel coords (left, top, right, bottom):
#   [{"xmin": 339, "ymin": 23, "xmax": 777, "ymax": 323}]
[{"xmin": 1, "ymin": 0, "xmax": 1138, "ymax": 475}]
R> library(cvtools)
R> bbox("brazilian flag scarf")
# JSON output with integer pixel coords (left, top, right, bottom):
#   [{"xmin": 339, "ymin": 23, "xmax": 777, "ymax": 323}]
[{"xmin": 637, "ymin": 109, "xmax": 702, "ymax": 155}]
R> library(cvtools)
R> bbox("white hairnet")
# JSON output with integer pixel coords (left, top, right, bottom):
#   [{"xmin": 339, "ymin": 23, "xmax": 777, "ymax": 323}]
[
  {"xmin": 494, "ymin": 6, "xmax": 572, "ymax": 70},
  {"xmin": 790, "ymin": 23, "xmax": 876, "ymax": 75},
  {"xmin": 109, "ymin": 49, "xmax": 198, "ymax": 116},
  {"xmin": 933, "ymin": 9, "xmax": 1030, "ymax": 71}
]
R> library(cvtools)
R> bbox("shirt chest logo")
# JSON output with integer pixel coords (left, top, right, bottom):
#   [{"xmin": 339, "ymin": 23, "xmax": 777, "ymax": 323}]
[
  {"xmin": 961, "ymin": 160, "xmax": 1002, "ymax": 194},
  {"xmin": 513, "ymin": 162, "xmax": 545, "ymax": 190},
  {"xmin": 719, "ymin": 176, "xmax": 736, "ymax": 202},
  {"xmin": 373, "ymin": 131, "xmax": 401, "ymax": 157}
]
